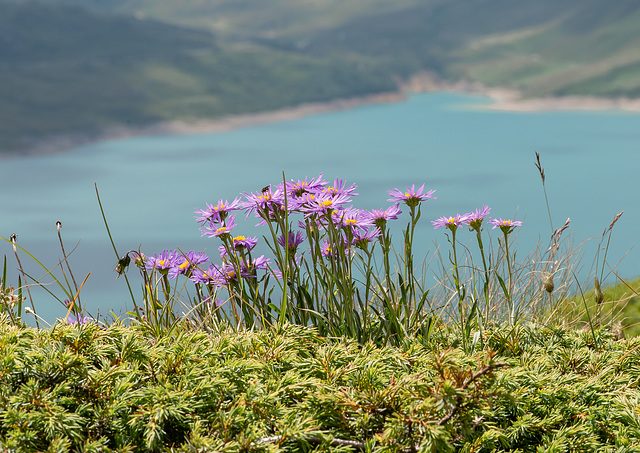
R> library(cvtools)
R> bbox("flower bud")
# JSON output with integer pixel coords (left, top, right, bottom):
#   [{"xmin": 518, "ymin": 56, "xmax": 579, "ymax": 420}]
[
  {"xmin": 543, "ymin": 273, "xmax": 554, "ymax": 293},
  {"xmin": 115, "ymin": 253, "xmax": 131, "ymax": 278},
  {"xmin": 594, "ymin": 278, "xmax": 605, "ymax": 305}
]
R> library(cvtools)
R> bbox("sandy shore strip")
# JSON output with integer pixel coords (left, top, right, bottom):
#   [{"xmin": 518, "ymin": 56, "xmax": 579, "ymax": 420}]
[
  {"xmin": 0, "ymin": 92, "xmax": 405, "ymax": 159},
  {"xmin": 4, "ymin": 74, "xmax": 640, "ymax": 159},
  {"xmin": 402, "ymin": 72, "xmax": 640, "ymax": 112}
]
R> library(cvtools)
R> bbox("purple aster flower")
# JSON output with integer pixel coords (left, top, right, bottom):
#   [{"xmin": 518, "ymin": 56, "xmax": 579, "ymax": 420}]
[
  {"xmin": 241, "ymin": 186, "xmax": 286, "ymax": 219},
  {"xmin": 68, "ymin": 314, "xmax": 91, "ymax": 325},
  {"xmin": 366, "ymin": 203, "xmax": 402, "ymax": 228},
  {"xmin": 463, "ymin": 205, "xmax": 491, "ymax": 231},
  {"xmin": 320, "ymin": 239, "xmax": 335, "ymax": 258},
  {"xmin": 145, "ymin": 249, "xmax": 180, "ymax": 275},
  {"xmin": 190, "ymin": 264, "xmax": 226, "ymax": 287},
  {"xmin": 387, "ymin": 184, "xmax": 436, "ymax": 208},
  {"xmin": 277, "ymin": 230, "xmax": 306, "ymax": 252},
  {"xmin": 130, "ymin": 251, "xmax": 146, "ymax": 268},
  {"xmin": 320, "ymin": 178, "xmax": 358, "ymax": 198},
  {"xmin": 320, "ymin": 238, "xmax": 351, "ymax": 259},
  {"xmin": 489, "ymin": 217, "xmax": 523, "ymax": 234},
  {"xmin": 352, "ymin": 227, "xmax": 381, "ymax": 249},
  {"xmin": 200, "ymin": 215, "xmax": 237, "ymax": 239},
  {"xmin": 194, "ymin": 198, "xmax": 242, "ymax": 225},
  {"xmin": 218, "ymin": 235, "xmax": 259, "ymax": 258},
  {"xmin": 248, "ymin": 255, "xmax": 271, "ymax": 271},
  {"xmin": 298, "ymin": 192, "xmax": 353, "ymax": 216},
  {"xmin": 432, "ymin": 213, "xmax": 470, "ymax": 232},
  {"xmin": 331, "ymin": 207, "xmax": 372, "ymax": 230},
  {"xmin": 218, "ymin": 263, "xmax": 242, "ymax": 284},
  {"xmin": 204, "ymin": 297, "xmax": 226, "ymax": 307},
  {"xmin": 290, "ymin": 192, "xmax": 318, "ymax": 213},
  {"xmin": 171, "ymin": 250, "xmax": 209, "ymax": 278},
  {"xmin": 286, "ymin": 174, "xmax": 327, "ymax": 198}
]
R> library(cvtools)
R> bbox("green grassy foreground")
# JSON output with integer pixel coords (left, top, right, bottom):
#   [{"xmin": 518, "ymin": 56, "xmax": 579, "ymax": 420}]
[
  {"xmin": 556, "ymin": 276, "xmax": 640, "ymax": 338},
  {"xmin": 1, "ymin": 320, "xmax": 639, "ymax": 452}
]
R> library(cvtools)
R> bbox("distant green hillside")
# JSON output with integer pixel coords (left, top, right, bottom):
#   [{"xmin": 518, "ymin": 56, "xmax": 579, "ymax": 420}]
[
  {"xmin": 2, "ymin": 0, "xmax": 640, "ymax": 153},
  {"xmin": 53, "ymin": 0, "xmax": 640, "ymax": 99},
  {"xmin": 449, "ymin": 0, "xmax": 640, "ymax": 97},
  {"xmin": 0, "ymin": 1, "xmax": 394, "ymax": 152},
  {"xmin": 39, "ymin": 0, "xmax": 430, "ymax": 39}
]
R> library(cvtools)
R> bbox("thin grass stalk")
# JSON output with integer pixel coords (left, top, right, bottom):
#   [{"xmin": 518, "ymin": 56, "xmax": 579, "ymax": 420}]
[
  {"xmin": 55, "ymin": 221, "xmax": 79, "ymax": 297},
  {"xmin": 8, "ymin": 235, "xmax": 38, "ymax": 327},
  {"xmin": 535, "ymin": 152, "xmax": 554, "ymax": 234},
  {"xmin": 95, "ymin": 183, "xmax": 138, "ymax": 313},
  {"xmin": 449, "ymin": 227, "xmax": 470, "ymax": 350},
  {"xmin": 280, "ymin": 171, "xmax": 290, "ymax": 326}
]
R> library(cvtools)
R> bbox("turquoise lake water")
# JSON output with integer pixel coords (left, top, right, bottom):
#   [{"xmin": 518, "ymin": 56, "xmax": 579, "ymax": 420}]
[{"xmin": 1, "ymin": 92, "xmax": 639, "ymax": 322}]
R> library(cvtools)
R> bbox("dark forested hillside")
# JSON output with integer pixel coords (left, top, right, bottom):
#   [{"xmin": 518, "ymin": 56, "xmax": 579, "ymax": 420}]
[
  {"xmin": 2, "ymin": 0, "xmax": 640, "ymax": 153},
  {"xmin": 0, "ymin": 1, "xmax": 395, "ymax": 152}
]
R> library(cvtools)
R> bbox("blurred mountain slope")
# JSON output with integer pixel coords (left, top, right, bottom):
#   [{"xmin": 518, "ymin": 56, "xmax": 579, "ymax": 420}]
[
  {"xmin": 2, "ymin": 0, "xmax": 640, "ymax": 152},
  {"xmin": 0, "ymin": 0, "xmax": 394, "ymax": 152}
]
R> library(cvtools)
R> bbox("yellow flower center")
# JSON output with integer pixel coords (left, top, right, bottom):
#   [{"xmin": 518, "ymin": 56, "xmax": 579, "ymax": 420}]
[{"xmin": 320, "ymin": 200, "xmax": 333, "ymax": 207}]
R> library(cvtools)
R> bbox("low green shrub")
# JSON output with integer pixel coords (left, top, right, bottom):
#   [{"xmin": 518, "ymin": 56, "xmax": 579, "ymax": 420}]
[{"xmin": 1, "ymin": 320, "xmax": 638, "ymax": 452}]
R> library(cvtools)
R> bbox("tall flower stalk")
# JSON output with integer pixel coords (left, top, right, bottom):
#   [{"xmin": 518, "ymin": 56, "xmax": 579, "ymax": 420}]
[
  {"xmin": 432, "ymin": 213, "xmax": 471, "ymax": 350},
  {"xmin": 388, "ymin": 184, "xmax": 436, "ymax": 315},
  {"xmin": 489, "ymin": 217, "xmax": 523, "ymax": 326},
  {"xmin": 95, "ymin": 173, "xmax": 540, "ymax": 346},
  {"xmin": 464, "ymin": 206, "xmax": 492, "ymax": 320}
]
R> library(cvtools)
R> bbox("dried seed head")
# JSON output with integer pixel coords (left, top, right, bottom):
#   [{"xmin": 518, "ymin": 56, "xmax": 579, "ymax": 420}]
[
  {"xmin": 535, "ymin": 151, "xmax": 545, "ymax": 183},
  {"xmin": 608, "ymin": 211, "xmax": 623, "ymax": 232},
  {"xmin": 594, "ymin": 277, "xmax": 605, "ymax": 305},
  {"xmin": 543, "ymin": 273, "xmax": 555, "ymax": 293},
  {"xmin": 554, "ymin": 218, "xmax": 570, "ymax": 240},
  {"xmin": 115, "ymin": 253, "xmax": 132, "ymax": 278}
]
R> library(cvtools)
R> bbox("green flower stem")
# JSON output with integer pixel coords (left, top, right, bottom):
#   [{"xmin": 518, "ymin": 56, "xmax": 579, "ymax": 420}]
[
  {"xmin": 404, "ymin": 204, "xmax": 420, "ymax": 311},
  {"xmin": 501, "ymin": 230, "xmax": 515, "ymax": 325},
  {"xmin": 449, "ymin": 227, "xmax": 467, "ymax": 350},
  {"xmin": 474, "ymin": 229, "xmax": 491, "ymax": 319}
]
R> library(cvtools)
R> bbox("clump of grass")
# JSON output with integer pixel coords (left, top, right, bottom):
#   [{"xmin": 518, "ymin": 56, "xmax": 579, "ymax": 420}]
[
  {"xmin": 103, "ymin": 172, "xmax": 543, "ymax": 348},
  {"xmin": 2, "ymin": 153, "xmax": 636, "ymax": 343}
]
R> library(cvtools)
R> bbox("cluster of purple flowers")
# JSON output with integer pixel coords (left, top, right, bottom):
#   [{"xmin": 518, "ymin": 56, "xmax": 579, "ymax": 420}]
[
  {"xmin": 194, "ymin": 175, "xmax": 432, "ymax": 256},
  {"xmin": 139, "ymin": 175, "xmax": 524, "ymax": 301},
  {"xmin": 431, "ymin": 205, "xmax": 522, "ymax": 233},
  {"xmin": 145, "ymin": 249, "xmax": 209, "ymax": 279},
  {"xmin": 190, "ymin": 255, "xmax": 271, "ymax": 287},
  {"xmin": 139, "ymin": 177, "xmax": 444, "ymax": 288}
]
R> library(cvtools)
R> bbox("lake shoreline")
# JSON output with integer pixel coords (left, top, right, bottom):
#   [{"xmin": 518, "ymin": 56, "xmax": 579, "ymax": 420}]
[
  {"xmin": 401, "ymin": 72, "xmax": 640, "ymax": 112},
  {"xmin": 4, "ymin": 74, "xmax": 640, "ymax": 159},
  {"xmin": 0, "ymin": 92, "xmax": 405, "ymax": 160}
]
